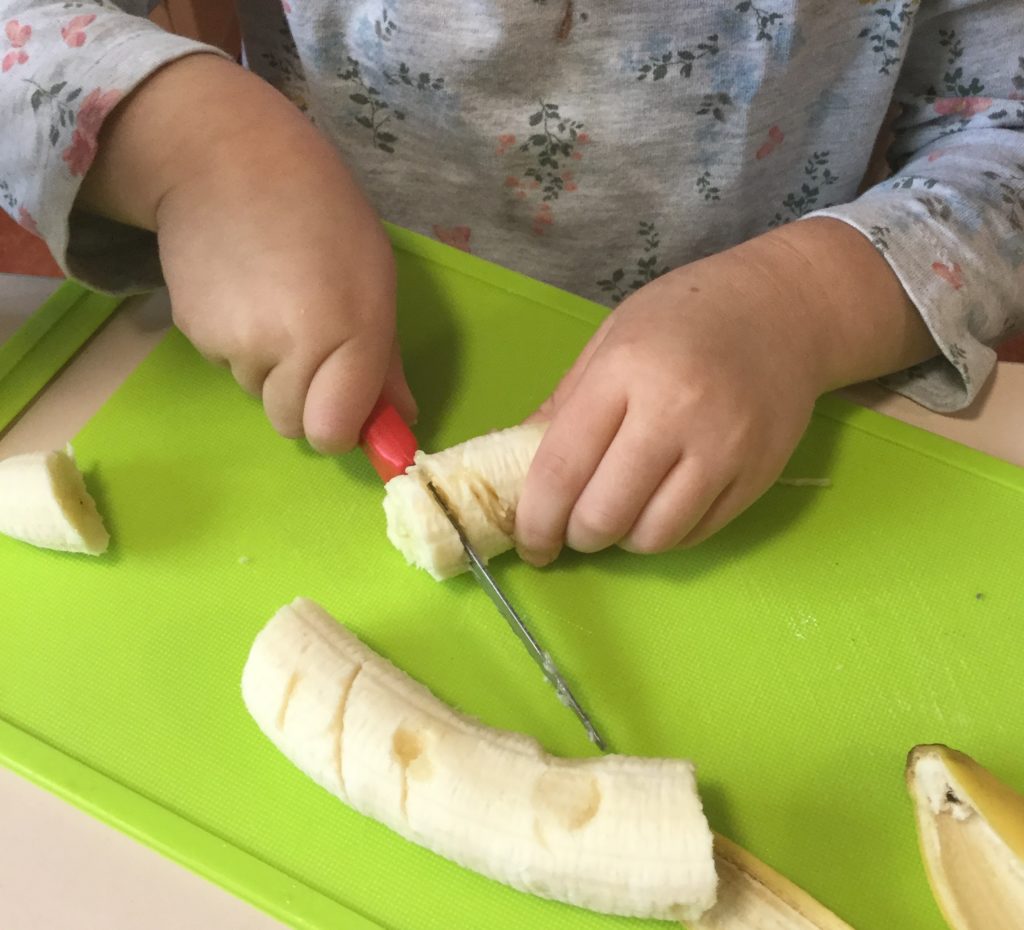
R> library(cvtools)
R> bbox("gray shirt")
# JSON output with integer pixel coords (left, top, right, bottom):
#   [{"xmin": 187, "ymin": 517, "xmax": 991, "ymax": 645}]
[{"xmin": 1, "ymin": 0, "xmax": 1022, "ymax": 411}]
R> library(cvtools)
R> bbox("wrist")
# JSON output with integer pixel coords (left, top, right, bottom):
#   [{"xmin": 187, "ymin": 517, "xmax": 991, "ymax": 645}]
[
  {"xmin": 727, "ymin": 218, "xmax": 938, "ymax": 393},
  {"xmin": 79, "ymin": 54, "xmax": 322, "ymax": 232}
]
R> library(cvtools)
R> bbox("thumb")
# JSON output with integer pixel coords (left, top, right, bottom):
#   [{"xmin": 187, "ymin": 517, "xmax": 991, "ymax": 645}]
[
  {"xmin": 524, "ymin": 311, "xmax": 616, "ymax": 424},
  {"xmin": 302, "ymin": 333, "xmax": 391, "ymax": 454}
]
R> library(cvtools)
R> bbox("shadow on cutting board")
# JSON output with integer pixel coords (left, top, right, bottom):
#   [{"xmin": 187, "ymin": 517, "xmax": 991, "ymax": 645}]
[
  {"xmin": 86, "ymin": 453, "xmax": 224, "ymax": 557},
  {"xmin": 396, "ymin": 257, "xmax": 467, "ymax": 444}
]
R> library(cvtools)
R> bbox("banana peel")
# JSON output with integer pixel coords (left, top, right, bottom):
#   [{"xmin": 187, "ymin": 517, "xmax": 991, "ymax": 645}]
[
  {"xmin": 696, "ymin": 744, "xmax": 1024, "ymax": 930},
  {"xmin": 906, "ymin": 744, "xmax": 1024, "ymax": 930},
  {"xmin": 688, "ymin": 834, "xmax": 856, "ymax": 930}
]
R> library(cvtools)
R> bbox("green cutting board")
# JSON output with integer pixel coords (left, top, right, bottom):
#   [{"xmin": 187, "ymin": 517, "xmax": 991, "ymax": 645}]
[{"xmin": 2, "ymin": 227, "xmax": 1023, "ymax": 930}]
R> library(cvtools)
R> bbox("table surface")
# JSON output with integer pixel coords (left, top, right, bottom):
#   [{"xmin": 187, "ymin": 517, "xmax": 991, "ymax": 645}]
[{"xmin": 0, "ymin": 273, "xmax": 1021, "ymax": 929}]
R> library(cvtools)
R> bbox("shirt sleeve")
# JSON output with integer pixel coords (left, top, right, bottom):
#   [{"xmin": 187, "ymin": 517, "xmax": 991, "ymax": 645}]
[
  {"xmin": 807, "ymin": 0, "xmax": 1024, "ymax": 413},
  {"xmin": 0, "ymin": 2, "xmax": 227, "ymax": 292}
]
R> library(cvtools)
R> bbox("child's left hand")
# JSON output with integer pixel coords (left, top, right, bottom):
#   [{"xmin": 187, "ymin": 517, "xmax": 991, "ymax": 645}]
[{"xmin": 514, "ymin": 218, "xmax": 937, "ymax": 564}]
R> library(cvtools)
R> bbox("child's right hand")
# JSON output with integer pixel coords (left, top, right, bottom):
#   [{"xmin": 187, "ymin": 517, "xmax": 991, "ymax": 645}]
[{"xmin": 78, "ymin": 55, "xmax": 416, "ymax": 453}]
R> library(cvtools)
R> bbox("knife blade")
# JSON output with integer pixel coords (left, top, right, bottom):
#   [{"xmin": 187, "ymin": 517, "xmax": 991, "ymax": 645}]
[{"xmin": 359, "ymin": 397, "xmax": 607, "ymax": 751}]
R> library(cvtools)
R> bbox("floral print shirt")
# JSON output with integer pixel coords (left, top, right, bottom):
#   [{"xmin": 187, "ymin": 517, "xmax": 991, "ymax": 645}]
[{"xmin": 1, "ymin": 1, "xmax": 1022, "ymax": 411}]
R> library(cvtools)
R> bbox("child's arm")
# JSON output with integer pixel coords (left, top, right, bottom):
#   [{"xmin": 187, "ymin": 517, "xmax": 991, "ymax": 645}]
[
  {"xmin": 0, "ymin": 4, "xmax": 413, "ymax": 449},
  {"xmin": 0, "ymin": 2, "xmax": 220, "ymax": 287},
  {"xmin": 79, "ymin": 54, "xmax": 415, "ymax": 448},
  {"xmin": 516, "ymin": 1, "xmax": 1023, "ymax": 563}
]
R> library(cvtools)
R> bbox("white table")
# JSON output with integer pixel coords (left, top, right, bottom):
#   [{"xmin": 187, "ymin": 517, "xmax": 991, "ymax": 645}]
[
  {"xmin": 0, "ymin": 276, "xmax": 283, "ymax": 930},
  {"xmin": 0, "ymin": 273, "xmax": 1020, "ymax": 928}
]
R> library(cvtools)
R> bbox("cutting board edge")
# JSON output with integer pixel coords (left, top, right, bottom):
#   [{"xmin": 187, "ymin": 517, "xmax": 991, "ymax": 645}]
[
  {"xmin": 815, "ymin": 393, "xmax": 1024, "ymax": 491},
  {"xmin": 0, "ymin": 715, "xmax": 385, "ymax": 930},
  {"xmin": 0, "ymin": 283, "xmax": 124, "ymax": 434},
  {"xmin": 386, "ymin": 222, "xmax": 610, "ymax": 330}
]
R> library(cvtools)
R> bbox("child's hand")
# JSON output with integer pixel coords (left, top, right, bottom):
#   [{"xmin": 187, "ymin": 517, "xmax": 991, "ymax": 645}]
[
  {"xmin": 514, "ymin": 253, "xmax": 821, "ymax": 562},
  {"xmin": 156, "ymin": 130, "xmax": 411, "ymax": 453},
  {"xmin": 515, "ymin": 219, "xmax": 938, "ymax": 563},
  {"xmin": 79, "ymin": 55, "xmax": 414, "ymax": 452}
]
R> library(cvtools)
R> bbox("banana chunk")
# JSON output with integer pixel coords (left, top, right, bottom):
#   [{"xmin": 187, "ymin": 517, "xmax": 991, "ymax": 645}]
[
  {"xmin": 906, "ymin": 744, "xmax": 1024, "ymax": 930},
  {"xmin": 383, "ymin": 422, "xmax": 546, "ymax": 579},
  {"xmin": 241, "ymin": 598, "xmax": 717, "ymax": 921},
  {"xmin": 0, "ymin": 449, "xmax": 109, "ymax": 555}
]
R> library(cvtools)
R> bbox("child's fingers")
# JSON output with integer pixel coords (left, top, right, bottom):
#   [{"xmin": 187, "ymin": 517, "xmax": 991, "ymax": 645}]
[
  {"xmin": 564, "ymin": 416, "xmax": 680, "ymax": 553},
  {"xmin": 262, "ymin": 354, "xmax": 325, "ymax": 439},
  {"xmin": 228, "ymin": 357, "xmax": 273, "ymax": 398},
  {"xmin": 302, "ymin": 336, "xmax": 390, "ymax": 454},
  {"xmin": 515, "ymin": 378, "xmax": 626, "ymax": 566},
  {"xmin": 676, "ymin": 477, "xmax": 763, "ymax": 549},
  {"xmin": 620, "ymin": 461, "xmax": 727, "ymax": 554}
]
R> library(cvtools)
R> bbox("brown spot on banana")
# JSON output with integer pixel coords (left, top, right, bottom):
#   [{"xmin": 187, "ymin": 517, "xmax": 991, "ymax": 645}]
[
  {"xmin": 329, "ymin": 666, "xmax": 363, "ymax": 797},
  {"xmin": 533, "ymin": 768, "xmax": 602, "ymax": 831},
  {"xmin": 382, "ymin": 423, "xmax": 548, "ymax": 580},
  {"xmin": 408, "ymin": 754, "xmax": 434, "ymax": 782},
  {"xmin": 393, "ymin": 727, "xmax": 419, "ymax": 821},
  {"xmin": 393, "ymin": 727, "xmax": 435, "ymax": 819},
  {"xmin": 276, "ymin": 671, "xmax": 303, "ymax": 730},
  {"xmin": 392, "ymin": 727, "xmax": 425, "ymax": 767},
  {"xmin": 421, "ymin": 470, "xmax": 512, "ymax": 542},
  {"xmin": 468, "ymin": 475, "xmax": 515, "ymax": 538}
]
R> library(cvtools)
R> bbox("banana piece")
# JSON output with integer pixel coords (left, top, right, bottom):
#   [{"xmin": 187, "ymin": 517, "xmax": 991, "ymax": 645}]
[
  {"xmin": 383, "ymin": 422, "xmax": 547, "ymax": 579},
  {"xmin": 690, "ymin": 834, "xmax": 856, "ymax": 929},
  {"xmin": 0, "ymin": 448, "xmax": 109, "ymax": 555},
  {"xmin": 242, "ymin": 598, "xmax": 717, "ymax": 921},
  {"xmin": 906, "ymin": 744, "xmax": 1024, "ymax": 930}
]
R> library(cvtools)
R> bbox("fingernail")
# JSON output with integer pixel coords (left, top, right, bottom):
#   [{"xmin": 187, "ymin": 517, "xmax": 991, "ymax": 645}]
[
  {"xmin": 517, "ymin": 546, "xmax": 553, "ymax": 568},
  {"xmin": 516, "ymin": 544, "xmax": 548, "ymax": 565}
]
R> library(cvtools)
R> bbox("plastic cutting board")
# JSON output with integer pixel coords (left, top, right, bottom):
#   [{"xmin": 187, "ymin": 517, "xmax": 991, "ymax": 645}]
[{"xmin": 2, "ymin": 227, "xmax": 1023, "ymax": 930}]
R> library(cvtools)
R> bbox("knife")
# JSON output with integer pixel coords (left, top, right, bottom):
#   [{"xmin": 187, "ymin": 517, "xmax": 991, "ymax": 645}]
[{"xmin": 359, "ymin": 397, "xmax": 607, "ymax": 751}]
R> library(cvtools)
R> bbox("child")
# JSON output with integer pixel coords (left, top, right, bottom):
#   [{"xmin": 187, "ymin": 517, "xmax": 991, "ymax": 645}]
[{"xmin": 1, "ymin": 2, "xmax": 1021, "ymax": 565}]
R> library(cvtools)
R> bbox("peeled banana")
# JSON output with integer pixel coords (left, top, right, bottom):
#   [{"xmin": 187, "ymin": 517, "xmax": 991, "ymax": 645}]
[
  {"xmin": 383, "ymin": 422, "xmax": 546, "ymax": 579},
  {"xmin": 0, "ymin": 448, "xmax": 109, "ymax": 555},
  {"xmin": 906, "ymin": 744, "xmax": 1024, "ymax": 930},
  {"xmin": 241, "ymin": 598, "xmax": 718, "ymax": 921}
]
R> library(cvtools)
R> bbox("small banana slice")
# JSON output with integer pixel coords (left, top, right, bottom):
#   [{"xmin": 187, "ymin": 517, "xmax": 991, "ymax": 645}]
[
  {"xmin": 383, "ymin": 422, "xmax": 546, "ymax": 579},
  {"xmin": 906, "ymin": 744, "xmax": 1024, "ymax": 930},
  {"xmin": 0, "ymin": 449, "xmax": 109, "ymax": 555},
  {"xmin": 691, "ymin": 834, "xmax": 856, "ymax": 929},
  {"xmin": 242, "ymin": 598, "xmax": 717, "ymax": 921}
]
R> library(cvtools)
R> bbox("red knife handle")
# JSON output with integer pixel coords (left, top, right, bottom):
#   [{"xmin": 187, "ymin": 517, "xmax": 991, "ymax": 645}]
[{"xmin": 359, "ymin": 397, "xmax": 419, "ymax": 482}]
